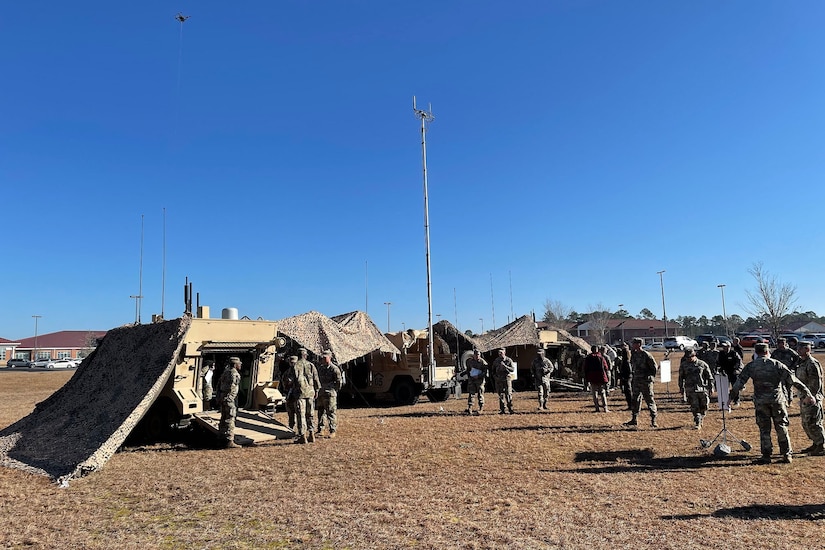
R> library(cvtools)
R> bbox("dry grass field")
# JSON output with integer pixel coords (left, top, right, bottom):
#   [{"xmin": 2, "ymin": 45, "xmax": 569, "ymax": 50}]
[{"xmin": 2, "ymin": 357, "xmax": 825, "ymax": 549}]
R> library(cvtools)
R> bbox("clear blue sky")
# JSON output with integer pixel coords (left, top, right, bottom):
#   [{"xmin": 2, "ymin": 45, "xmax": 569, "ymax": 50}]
[{"xmin": 2, "ymin": 1, "xmax": 823, "ymax": 339}]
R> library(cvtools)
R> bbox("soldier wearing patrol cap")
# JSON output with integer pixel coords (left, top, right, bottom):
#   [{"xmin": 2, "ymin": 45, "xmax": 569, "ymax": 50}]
[
  {"xmin": 731, "ymin": 342, "xmax": 815, "ymax": 464},
  {"xmin": 794, "ymin": 341, "xmax": 825, "ymax": 455},
  {"xmin": 678, "ymin": 348, "xmax": 713, "ymax": 429},
  {"xmin": 624, "ymin": 337, "xmax": 659, "ymax": 428},
  {"xmin": 492, "ymin": 348, "xmax": 516, "ymax": 414},
  {"xmin": 218, "ymin": 356, "xmax": 242, "ymax": 448},
  {"xmin": 286, "ymin": 348, "xmax": 320, "ymax": 444},
  {"xmin": 531, "ymin": 348, "xmax": 556, "ymax": 410},
  {"xmin": 316, "ymin": 350, "xmax": 343, "ymax": 438},
  {"xmin": 465, "ymin": 349, "xmax": 489, "ymax": 415}
]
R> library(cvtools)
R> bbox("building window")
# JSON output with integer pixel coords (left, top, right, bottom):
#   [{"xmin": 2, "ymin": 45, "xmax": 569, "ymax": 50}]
[
  {"xmin": 57, "ymin": 351, "xmax": 71, "ymax": 359},
  {"xmin": 37, "ymin": 351, "xmax": 51, "ymax": 360},
  {"xmin": 0, "ymin": 349, "xmax": 6, "ymax": 361}
]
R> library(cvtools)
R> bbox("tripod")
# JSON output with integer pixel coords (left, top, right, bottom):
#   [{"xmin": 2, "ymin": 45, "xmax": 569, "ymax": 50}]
[{"xmin": 700, "ymin": 374, "xmax": 751, "ymax": 456}]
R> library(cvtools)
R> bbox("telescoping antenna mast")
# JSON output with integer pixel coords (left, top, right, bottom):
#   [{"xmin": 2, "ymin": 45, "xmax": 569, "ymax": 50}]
[{"xmin": 413, "ymin": 96, "xmax": 436, "ymax": 381}]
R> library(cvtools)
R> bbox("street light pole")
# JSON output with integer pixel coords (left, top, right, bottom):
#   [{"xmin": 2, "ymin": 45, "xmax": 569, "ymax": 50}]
[
  {"xmin": 383, "ymin": 302, "xmax": 392, "ymax": 333},
  {"xmin": 657, "ymin": 270, "xmax": 668, "ymax": 338},
  {"xmin": 718, "ymin": 284, "xmax": 728, "ymax": 337},
  {"xmin": 618, "ymin": 304, "xmax": 625, "ymax": 343},
  {"xmin": 32, "ymin": 315, "xmax": 41, "ymax": 361},
  {"xmin": 479, "ymin": 318, "xmax": 484, "ymax": 334}
]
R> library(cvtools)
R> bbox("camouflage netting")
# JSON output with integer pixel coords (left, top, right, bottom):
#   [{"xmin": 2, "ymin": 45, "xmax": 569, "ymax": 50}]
[
  {"xmin": 432, "ymin": 320, "xmax": 480, "ymax": 353},
  {"xmin": 556, "ymin": 328, "xmax": 591, "ymax": 353},
  {"xmin": 474, "ymin": 315, "xmax": 541, "ymax": 352},
  {"xmin": 277, "ymin": 310, "xmax": 400, "ymax": 364},
  {"xmin": 0, "ymin": 317, "xmax": 190, "ymax": 484}
]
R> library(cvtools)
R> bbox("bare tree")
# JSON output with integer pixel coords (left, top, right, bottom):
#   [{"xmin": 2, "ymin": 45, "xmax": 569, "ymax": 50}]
[
  {"xmin": 744, "ymin": 262, "xmax": 798, "ymax": 338},
  {"xmin": 542, "ymin": 298, "xmax": 574, "ymax": 328},
  {"xmin": 587, "ymin": 302, "xmax": 613, "ymax": 344}
]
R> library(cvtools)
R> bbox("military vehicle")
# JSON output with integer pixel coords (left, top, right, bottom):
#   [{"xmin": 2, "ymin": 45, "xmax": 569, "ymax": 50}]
[
  {"xmin": 347, "ymin": 329, "xmax": 456, "ymax": 405},
  {"xmin": 134, "ymin": 303, "xmax": 290, "ymax": 444}
]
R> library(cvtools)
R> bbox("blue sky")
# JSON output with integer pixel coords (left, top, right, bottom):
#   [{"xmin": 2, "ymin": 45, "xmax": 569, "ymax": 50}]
[{"xmin": 2, "ymin": 1, "xmax": 823, "ymax": 339}]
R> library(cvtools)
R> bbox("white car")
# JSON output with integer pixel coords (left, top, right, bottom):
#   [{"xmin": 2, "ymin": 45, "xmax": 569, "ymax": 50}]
[
  {"xmin": 44, "ymin": 358, "xmax": 75, "ymax": 369},
  {"xmin": 800, "ymin": 334, "xmax": 825, "ymax": 349},
  {"xmin": 643, "ymin": 342, "xmax": 665, "ymax": 351},
  {"xmin": 663, "ymin": 336, "xmax": 698, "ymax": 351}
]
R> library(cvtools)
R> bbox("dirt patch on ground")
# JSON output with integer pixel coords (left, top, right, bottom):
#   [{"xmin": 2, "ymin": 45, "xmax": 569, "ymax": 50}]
[{"xmin": 1, "ymin": 360, "xmax": 824, "ymax": 548}]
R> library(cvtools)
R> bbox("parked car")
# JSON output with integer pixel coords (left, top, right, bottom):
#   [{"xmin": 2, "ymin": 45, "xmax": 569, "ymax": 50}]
[
  {"xmin": 45, "ymin": 358, "xmax": 76, "ymax": 369},
  {"xmin": 643, "ymin": 342, "xmax": 665, "ymax": 351},
  {"xmin": 31, "ymin": 358, "xmax": 52, "ymax": 368},
  {"xmin": 800, "ymin": 334, "xmax": 825, "ymax": 349},
  {"xmin": 6, "ymin": 358, "xmax": 32, "ymax": 368},
  {"xmin": 696, "ymin": 334, "xmax": 724, "ymax": 346},
  {"xmin": 739, "ymin": 335, "xmax": 769, "ymax": 348},
  {"xmin": 664, "ymin": 336, "xmax": 698, "ymax": 351}
]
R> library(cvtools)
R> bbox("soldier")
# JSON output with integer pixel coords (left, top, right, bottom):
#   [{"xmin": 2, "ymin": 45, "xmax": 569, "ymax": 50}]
[
  {"xmin": 202, "ymin": 360, "xmax": 215, "ymax": 410},
  {"xmin": 794, "ymin": 342, "xmax": 825, "ymax": 455},
  {"xmin": 278, "ymin": 355, "xmax": 297, "ymax": 431},
  {"xmin": 287, "ymin": 348, "xmax": 321, "ymax": 444},
  {"xmin": 316, "ymin": 350, "xmax": 343, "ymax": 438},
  {"xmin": 732, "ymin": 336, "xmax": 745, "ymax": 359},
  {"xmin": 492, "ymin": 348, "xmax": 516, "ymax": 414},
  {"xmin": 705, "ymin": 341, "xmax": 720, "ymax": 374},
  {"xmin": 678, "ymin": 349, "xmax": 713, "ymax": 429},
  {"xmin": 465, "ymin": 349, "xmax": 489, "ymax": 415},
  {"xmin": 218, "ymin": 356, "xmax": 242, "ymax": 449},
  {"xmin": 772, "ymin": 337, "xmax": 800, "ymax": 404},
  {"xmin": 531, "ymin": 348, "xmax": 555, "ymax": 410},
  {"xmin": 624, "ymin": 337, "xmax": 659, "ymax": 428},
  {"xmin": 696, "ymin": 341, "xmax": 710, "ymax": 365},
  {"xmin": 731, "ymin": 342, "xmax": 815, "ymax": 464},
  {"xmin": 584, "ymin": 345, "xmax": 610, "ymax": 412},
  {"xmin": 616, "ymin": 342, "xmax": 633, "ymax": 410},
  {"xmin": 716, "ymin": 341, "xmax": 743, "ymax": 407}
]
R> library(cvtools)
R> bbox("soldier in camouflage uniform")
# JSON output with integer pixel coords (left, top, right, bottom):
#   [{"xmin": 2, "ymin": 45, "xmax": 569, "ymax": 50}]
[
  {"xmin": 717, "ymin": 341, "xmax": 743, "ymax": 406},
  {"xmin": 772, "ymin": 337, "xmax": 800, "ymax": 405},
  {"xmin": 731, "ymin": 342, "xmax": 815, "ymax": 464},
  {"xmin": 202, "ymin": 360, "xmax": 215, "ymax": 410},
  {"xmin": 531, "ymin": 349, "xmax": 555, "ymax": 410},
  {"xmin": 624, "ymin": 338, "xmax": 659, "ymax": 428},
  {"xmin": 218, "ymin": 356, "xmax": 242, "ymax": 449},
  {"xmin": 678, "ymin": 348, "xmax": 713, "ymax": 429},
  {"xmin": 465, "ymin": 349, "xmax": 489, "ymax": 415},
  {"xmin": 278, "ymin": 356, "xmax": 297, "ymax": 431},
  {"xmin": 794, "ymin": 342, "xmax": 825, "ymax": 455},
  {"xmin": 286, "ymin": 348, "xmax": 321, "ymax": 444},
  {"xmin": 492, "ymin": 348, "xmax": 516, "ymax": 414},
  {"xmin": 316, "ymin": 350, "xmax": 343, "ymax": 438},
  {"xmin": 617, "ymin": 342, "xmax": 633, "ymax": 410}
]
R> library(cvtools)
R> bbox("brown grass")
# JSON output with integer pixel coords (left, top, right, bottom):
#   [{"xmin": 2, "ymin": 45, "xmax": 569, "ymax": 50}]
[{"xmin": 1, "ymin": 362, "xmax": 825, "ymax": 549}]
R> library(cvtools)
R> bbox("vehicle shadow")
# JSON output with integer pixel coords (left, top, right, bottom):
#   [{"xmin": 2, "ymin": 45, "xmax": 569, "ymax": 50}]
[{"xmin": 664, "ymin": 503, "xmax": 825, "ymax": 521}]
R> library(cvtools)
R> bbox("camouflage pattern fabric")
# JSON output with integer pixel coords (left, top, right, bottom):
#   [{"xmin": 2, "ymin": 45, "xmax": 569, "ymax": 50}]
[
  {"xmin": 492, "ymin": 356, "xmax": 516, "ymax": 413},
  {"xmin": 795, "ymin": 356, "xmax": 825, "ymax": 446},
  {"xmin": 630, "ymin": 349, "xmax": 658, "ymax": 417},
  {"xmin": 465, "ymin": 356, "xmax": 488, "ymax": 410},
  {"xmin": 218, "ymin": 367, "xmax": 240, "ymax": 443},
  {"xmin": 679, "ymin": 358, "xmax": 713, "ymax": 422},
  {"xmin": 733, "ymin": 356, "xmax": 813, "ymax": 456},
  {"xmin": 531, "ymin": 356, "xmax": 555, "ymax": 407},
  {"xmin": 316, "ymin": 360, "xmax": 342, "ymax": 434}
]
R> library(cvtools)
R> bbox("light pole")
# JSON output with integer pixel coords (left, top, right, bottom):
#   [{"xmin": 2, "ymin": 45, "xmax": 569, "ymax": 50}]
[
  {"xmin": 618, "ymin": 304, "xmax": 625, "ymax": 343},
  {"xmin": 479, "ymin": 318, "xmax": 484, "ymax": 334},
  {"xmin": 718, "ymin": 284, "xmax": 728, "ymax": 336},
  {"xmin": 32, "ymin": 315, "xmax": 41, "ymax": 361},
  {"xmin": 657, "ymin": 270, "xmax": 668, "ymax": 338},
  {"xmin": 129, "ymin": 295, "xmax": 142, "ymax": 325},
  {"xmin": 383, "ymin": 302, "xmax": 392, "ymax": 333}
]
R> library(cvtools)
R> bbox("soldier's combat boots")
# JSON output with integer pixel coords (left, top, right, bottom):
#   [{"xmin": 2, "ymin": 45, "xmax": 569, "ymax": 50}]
[
  {"xmin": 224, "ymin": 440, "xmax": 241, "ymax": 449},
  {"xmin": 780, "ymin": 453, "xmax": 793, "ymax": 464},
  {"xmin": 465, "ymin": 407, "xmax": 472, "ymax": 415},
  {"xmin": 810, "ymin": 444, "xmax": 825, "ymax": 456},
  {"xmin": 328, "ymin": 431, "xmax": 337, "ymax": 439},
  {"xmin": 294, "ymin": 434, "xmax": 308, "ymax": 444},
  {"xmin": 307, "ymin": 432, "xmax": 316, "ymax": 443},
  {"xmin": 755, "ymin": 454, "xmax": 772, "ymax": 464},
  {"xmin": 650, "ymin": 415, "xmax": 659, "ymax": 428},
  {"xmin": 623, "ymin": 415, "xmax": 638, "ymax": 426}
]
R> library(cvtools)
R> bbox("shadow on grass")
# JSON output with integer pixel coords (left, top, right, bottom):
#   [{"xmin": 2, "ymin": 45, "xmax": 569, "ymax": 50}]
[
  {"xmin": 664, "ymin": 503, "xmax": 825, "ymax": 521},
  {"xmin": 496, "ymin": 424, "xmax": 623, "ymax": 435},
  {"xmin": 548, "ymin": 449, "xmax": 752, "ymax": 474}
]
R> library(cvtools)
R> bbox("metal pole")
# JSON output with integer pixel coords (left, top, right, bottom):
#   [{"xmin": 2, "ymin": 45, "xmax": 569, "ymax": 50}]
[
  {"xmin": 657, "ymin": 270, "xmax": 668, "ymax": 338},
  {"xmin": 384, "ymin": 302, "xmax": 392, "ymax": 333},
  {"xmin": 718, "ymin": 284, "xmax": 728, "ymax": 337},
  {"xmin": 619, "ymin": 304, "xmax": 625, "ymax": 343},
  {"xmin": 479, "ymin": 318, "xmax": 484, "ymax": 334},
  {"xmin": 413, "ymin": 96, "xmax": 436, "ymax": 382},
  {"xmin": 32, "ymin": 315, "xmax": 41, "ymax": 361}
]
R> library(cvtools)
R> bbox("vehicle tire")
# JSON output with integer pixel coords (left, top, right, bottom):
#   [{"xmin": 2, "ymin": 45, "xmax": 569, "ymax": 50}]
[
  {"xmin": 426, "ymin": 388, "xmax": 451, "ymax": 402},
  {"xmin": 679, "ymin": 344, "xmax": 684, "ymax": 350},
  {"xmin": 819, "ymin": 342, "xmax": 825, "ymax": 349},
  {"xmin": 138, "ymin": 399, "xmax": 178, "ymax": 441},
  {"xmin": 392, "ymin": 380, "xmax": 420, "ymax": 406}
]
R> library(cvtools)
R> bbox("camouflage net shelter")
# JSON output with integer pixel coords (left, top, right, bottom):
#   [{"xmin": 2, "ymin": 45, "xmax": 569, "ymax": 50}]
[
  {"xmin": 432, "ymin": 320, "xmax": 480, "ymax": 355},
  {"xmin": 277, "ymin": 310, "xmax": 400, "ymax": 364},
  {"xmin": 474, "ymin": 315, "xmax": 541, "ymax": 352},
  {"xmin": 0, "ymin": 317, "xmax": 190, "ymax": 484}
]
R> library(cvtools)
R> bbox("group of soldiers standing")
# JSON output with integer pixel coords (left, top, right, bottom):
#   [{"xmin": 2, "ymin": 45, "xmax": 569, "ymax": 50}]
[
  {"xmin": 680, "ymin": 335, "xmax": 825, "ymax": 464},
  {"xmin": 209, "ymin": 348, "xmax": 343, "ymax": 448}
]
